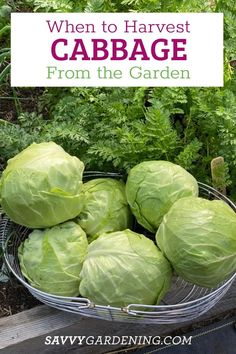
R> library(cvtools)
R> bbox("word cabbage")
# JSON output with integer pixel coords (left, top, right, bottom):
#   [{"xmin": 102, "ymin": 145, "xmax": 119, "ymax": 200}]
[{"xmin": 51, "ymin": 38, "xmax": 187, "ymax": 61}]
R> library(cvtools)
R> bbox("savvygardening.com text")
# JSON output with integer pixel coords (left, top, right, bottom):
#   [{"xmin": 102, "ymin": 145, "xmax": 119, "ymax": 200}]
[{"xmin": 44, "ymin": 335, "xmax": 192, "ymax": 346}]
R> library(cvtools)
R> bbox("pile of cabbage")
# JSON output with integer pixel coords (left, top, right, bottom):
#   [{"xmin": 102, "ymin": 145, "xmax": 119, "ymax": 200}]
[{"xmin": 0, "ymin": 142, "xmax": 235, "ymax": 307}]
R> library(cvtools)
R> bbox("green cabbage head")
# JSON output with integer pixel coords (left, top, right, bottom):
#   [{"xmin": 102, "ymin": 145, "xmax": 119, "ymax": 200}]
[
  {"xmin": 77, "ymin": 178, "xmax": 132, "ymax": 242},
  {"xmin": 18, "ymin": 221, "xmax": 88, "ymax": 296},
  {"xmin": 0, "ymin": 142, "xmax": 84, "ymax": 228},
  {"xmin": 126, "ymin": 161, "xmax": 198, "ymax": 232},
  {"xmin": 79, "ymin": 229, "xmax": 172, "ymax": 307},
  {"xmin": 156, "ymin": 197, "xmax": 236, "ymax": 288}
]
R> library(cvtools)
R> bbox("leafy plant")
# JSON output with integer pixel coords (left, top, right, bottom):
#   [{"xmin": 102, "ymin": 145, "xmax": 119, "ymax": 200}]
[
  {"xmin": 0, "ymin": 2, "xmax": 11, "ymax": 84},
  {"xmin": 77, "ymin": 178, "xmax": 131, "ymax": 241},
  {"xmin": 1, "ymin": 80, "xmax": 235, "ymax": 199},
  {"xmin": 126, "ymin": 160, "xmax": 198, "ymax": 232},
  {"xmin": 156, "ymin": 196, "xmax": 236, "ymax": 287},
  {"xmin": 79, "ymin": 229, "xmax": 172, "ymax": 307},
  {"xmin": 18, "ymin": 221, "xmax": 88, "ymax": 296},
  {"xmin": 0, "ymin": 0, "xmax": 235, "ymax": 203},
  {"xmin": 1, "ymin": 142, "xmax": 84, "ymax": 228}
]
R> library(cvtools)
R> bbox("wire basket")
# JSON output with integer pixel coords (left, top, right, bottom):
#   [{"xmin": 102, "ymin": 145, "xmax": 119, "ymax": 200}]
[{"xmin": 1, "ymin": 172, "xmax": 235, "ymax": 324}]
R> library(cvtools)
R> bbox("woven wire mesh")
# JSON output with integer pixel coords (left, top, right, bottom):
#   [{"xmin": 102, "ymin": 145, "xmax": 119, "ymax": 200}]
[{"xmin": 0, "ymin": 174, "xmax": 235, "ymax": 324}]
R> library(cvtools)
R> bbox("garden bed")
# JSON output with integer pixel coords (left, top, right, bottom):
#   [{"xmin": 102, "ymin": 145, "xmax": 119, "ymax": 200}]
[{"xmin": 0, "ymin": 279, "xmax": 39, "ymax": 318}]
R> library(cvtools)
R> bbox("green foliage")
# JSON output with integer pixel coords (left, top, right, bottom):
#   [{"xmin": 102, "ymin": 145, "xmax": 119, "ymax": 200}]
[
  {"xmin": 0, "ymin": 109, "xmax": 90, "ymax": 167},
  {"xmin": 0, "ymin": 2, "xmax": 11, "ymax": 84},
  {"xmin": 26, "ymin": 0, "xmax": 126, "ymax": 12},
  {"xmin": 84, "ymin": 0, "xmax": 106, "ymax": 12},
  {"xmin": 90, "ymin": 103, "xmax": 179, "ymax": 171},
  {"xmin": 216, "ymin": 0, "xmax": 236, "ymax": 59},
  {"xmin": 188, "ymin": 85, "xmax": 236, "ymax": 164},
  {"xmin": 175, "ymin": 139, "xmax": 203, "ymax": 171},
  {"xmin": 0, "ymin": 119, "xmax": 38, "ymax": 167},
  {"xmin": 0, "ymin": 0, "xmax": 236, "ymax": 203},
  {"xmin": 1, "ymin": 81, "xmax": 236, "ymax": 199},
  {"xmin": 0, "ymin": 3, "xmax": 11, "ymax": 29},
  {"xmin": 26, "ymin": 0, "xmax": 75, "ymax": 12}
]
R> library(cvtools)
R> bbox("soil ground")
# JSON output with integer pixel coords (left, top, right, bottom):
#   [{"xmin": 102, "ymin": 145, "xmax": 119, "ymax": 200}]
[{"xmin": 0, "ymin": 279, "xmax": 39, "ymax": 318}]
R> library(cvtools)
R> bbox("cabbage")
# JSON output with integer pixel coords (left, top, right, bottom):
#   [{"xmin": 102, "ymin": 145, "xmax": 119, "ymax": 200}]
[
  {"xmin": 77, "ymin": 178, "xmax": 132, "ymax": 242},
  {"xmin": 0, "ymin": 142, "xmax": 84, "ymax": 228},
  {"xmin": 126, "ymin": 161, "xmax": 198, "ymax": 232},
  {"xmin": 156, "ymin": 197, "xmax": 236, "ymax": 288},
  {"xmin": 18, "ymin": 221, "xmax": 88, "ymax": 296},
  {"xmin": 79, "ymin": 229, "xmax": 172, "ymax": 307}
]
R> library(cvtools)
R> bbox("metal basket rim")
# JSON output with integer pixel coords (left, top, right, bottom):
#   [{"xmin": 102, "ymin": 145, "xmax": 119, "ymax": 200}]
[
  {"xmin": 1, "ymin": 179, "xmax": 236, "ymax": 315},
  {"xmin": 3, "ymin": 239, "xmax": 236, "ymax": 311}
]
